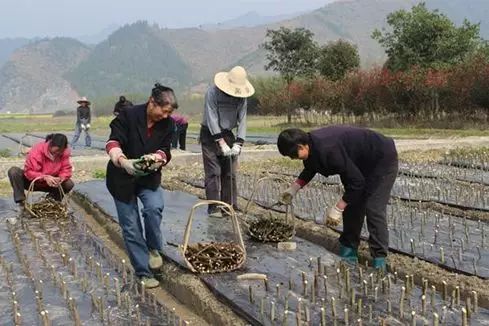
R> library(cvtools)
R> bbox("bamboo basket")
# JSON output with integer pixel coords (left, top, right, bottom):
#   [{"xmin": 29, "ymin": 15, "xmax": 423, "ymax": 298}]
[
  {"xmin": 180, "ymin": 200, "xmax": 246, "ymax": 274},
  {"xmin": 25, "ymin": 176, "xmax": 68, "ymax": 219},
  {"xmin": 243, "ymin": 176, "xmax": 296, "ymax": 242}
]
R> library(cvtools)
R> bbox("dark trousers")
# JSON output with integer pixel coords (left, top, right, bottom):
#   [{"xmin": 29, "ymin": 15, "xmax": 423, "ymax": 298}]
[
  {"xmin": 72, "ymin": 119, "xmax": 91, "ymax": 147},
  {"xmin": 7, "ymin": 167, "xmax": 74, "ymax": 203},
  {"xmin": 171, "ymin": 123, "xmax": 188, "ymax": 150},
  {"xmin": 200, "ymin": 127, "xmax": 238, "ymax": 212},
  {"xmin": 339, "ymin": 158, "xmax": 398, "ymax": 258}
]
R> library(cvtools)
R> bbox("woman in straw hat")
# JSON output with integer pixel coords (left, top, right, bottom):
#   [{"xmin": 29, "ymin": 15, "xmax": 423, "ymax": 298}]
[
  {"xmin": 71, "ymin": 97, "xmax": 92, "ymax": 147},
  {"xmin": 200, "ymin": 66, "xmax": 255, "ymax": 218}
]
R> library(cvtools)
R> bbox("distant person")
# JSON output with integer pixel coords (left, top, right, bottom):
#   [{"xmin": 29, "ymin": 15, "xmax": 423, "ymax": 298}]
[
  {"xmin": 8, "ymin": 133, "xmax": 74, "ymax": 210},
  {"xmin": 200, "ymin": 66, "xmax": 255, "ymax": 217},
  {"xmin": 71, "ymin": 97, "xmax": 92, "ymax": 147},
  {"xmin": 105, "ymin": 83, "xmax": 176, "ymax": 288},
  {"xmin": 113, "ymin": 95, "xmax": 133, "ymax": 116},
  {"xmin": 171, "ymin": 113, "xmax": 188, "ymax": 150}
]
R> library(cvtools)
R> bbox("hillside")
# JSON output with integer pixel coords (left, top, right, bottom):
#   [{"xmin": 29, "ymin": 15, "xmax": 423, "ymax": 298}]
[
  {"xmin": 67, "ymin": 22, "xmax": 191, "ymax": 98},
  {"xmin": 0, "ymin": 38, "xmax": 32, "ymax": 69},
  {"xmin": 2, "ymin": 0, "xmax": 489, "ymax": 113},
  {"xmin": 0, "ymin": 37, "xmax": 90, "ymax": 113}
]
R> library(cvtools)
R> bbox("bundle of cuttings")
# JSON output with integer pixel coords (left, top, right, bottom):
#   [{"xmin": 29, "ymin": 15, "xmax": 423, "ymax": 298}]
[
  {"xmin": 184, "ymin": 242, "xmax": 245, "ymax": 273},
  {"xmin": 248, "ymin": 217, "xmax": 295, "ymax": 242},
  {"xmin": 27, "ymin": 198, "xmax": 69, "ymax": 219},
  {"xmin": 134, "ymin": 156, "xmax": 159, "ymax": 173}
]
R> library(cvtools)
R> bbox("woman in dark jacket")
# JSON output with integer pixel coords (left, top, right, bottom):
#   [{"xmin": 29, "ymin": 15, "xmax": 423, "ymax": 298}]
[
  {"xmin": 105, "ymin": 83, "xmax": 177, "ymax": 288},
  {"xmin": 277, "ymin": 126, "xmax": 398, "ymax": 270}
]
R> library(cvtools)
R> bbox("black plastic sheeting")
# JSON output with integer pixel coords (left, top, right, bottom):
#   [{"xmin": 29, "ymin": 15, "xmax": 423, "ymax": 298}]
[
  {"xmin": 29, "ymin": 132, "xmax": 203, "ymax": 154},
  {"xmin": 183, "ymin": 175, "xmax": 489, "ymax": 279},
  {"xmin": 399, "ymin": 162, "xmax": 489, "ymax": 186},
  {"xmin": 75, "ymin": 181, "xmax": 338, "ymax": 325},
  {"xmin": 2, "ymin": 133, "xmax": 105, "ymax": 156},
  {"xmin": 74, "ymin": 181, "xmax": 489, "ymax": 325},
  {"xmin": 0, "ymin": 135, "xmax": 23, "ymax": 156},
  {"xmin": 187, "ymin": 132, "xmax": 277, "ymax": 145},
  {"xmin": 0, "ymin": 198, "xmax": 172, "ymax": 325}
]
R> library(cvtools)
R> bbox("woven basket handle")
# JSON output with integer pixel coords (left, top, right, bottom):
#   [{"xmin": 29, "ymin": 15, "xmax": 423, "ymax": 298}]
[
  {"xmin": 19, "ymin": 134, "xmax": 32, "ymax": 156},
  {"xmin": 243, "ymin": 175, "xmax": 294, "ymax": 224},
  {"xmin": 26, "ymin": 176, "xmax": 66, "ymax": 209},
  {"xmin": 180, "ymin": 200, "xmax": 246, "ymax": 266}
]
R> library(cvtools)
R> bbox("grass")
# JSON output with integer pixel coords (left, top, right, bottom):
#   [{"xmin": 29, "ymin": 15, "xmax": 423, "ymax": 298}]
[
  {"xmin": 92, "ymin": 169, "xmax": 106, "ymax": 179},
  {"xmin": 0, "ymin": 115, "xmax": 113, "ymax": 133},
  {"xmin": 188, "ymin": 115, "xmax": 489, "ymax": 139},
  {"xmin": 0, "ymin": 181, "xmax": 12, "ymax": 198},
  {"xmin": 2, "ymin": 113, "xmax": 489, "ymax": 139}
]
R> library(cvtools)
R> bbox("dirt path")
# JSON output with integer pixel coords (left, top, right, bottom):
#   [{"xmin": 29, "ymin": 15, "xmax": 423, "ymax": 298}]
[{"xmin": 394, "ymin": 136, "xmax": 489, "ymax": 151}]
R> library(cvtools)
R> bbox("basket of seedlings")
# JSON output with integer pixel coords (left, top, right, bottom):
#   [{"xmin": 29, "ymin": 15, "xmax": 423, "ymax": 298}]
[
  {"xmin": 180, "ymin": 200, "xmax": 246, "ymax": 274},
  {"xmin": 25, "ymin": 176, "xmax": 69, "ymax": 219},
  {"xmin": 243, "ymin": 176, "xmax": 295, "ymax": 243}
]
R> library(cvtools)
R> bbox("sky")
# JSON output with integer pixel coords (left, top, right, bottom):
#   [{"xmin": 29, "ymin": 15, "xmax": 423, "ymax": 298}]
[{"xmin": 0, "ymin": 0, "xmax": 335, "ymax": 38}]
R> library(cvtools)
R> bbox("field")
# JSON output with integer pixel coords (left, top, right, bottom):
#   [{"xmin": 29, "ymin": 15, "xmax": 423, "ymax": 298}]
[
  {"xmin": 2, "ymin": 113, "xmax": 489, "ymax": 140},
  {"xmin": 1, "ymin": 113, "xmax": 489, "ymax": 325}
]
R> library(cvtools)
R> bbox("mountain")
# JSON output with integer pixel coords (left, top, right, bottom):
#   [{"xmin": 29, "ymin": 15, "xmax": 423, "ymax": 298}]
[
  {"xmin": 0, "ymin": 37, "xmax": 90, "ymax": 113},
  {"xmin": 201, "ymin": 11, "xmax": 302, "ymax": 30},
  {"xmin": 2, "ymin": 0, "xmax": 489, "ymax": 113},
  {"xmin": 76, "ymin": 24, "xmax": 121, "ymax": 45},
  {"xmin": 426, "ymin": 0, "xmax": 489, "ymax": 37},
  {"xmin": 66, "ymin": 21, "xmax": 191, "ymax": 98},
  {"xmin": 0, "ymin": 38, "xmax": 32, "ymax": 69}
]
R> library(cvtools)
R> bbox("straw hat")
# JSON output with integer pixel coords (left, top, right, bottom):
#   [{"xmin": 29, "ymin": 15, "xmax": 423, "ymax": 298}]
[
  {"xmin": 77, "ymin": 97, "xmax": 91, "ymax": 105},
  {"xmin": 214, "ymin": 66, "xmax": 255, "ymax": 98}
]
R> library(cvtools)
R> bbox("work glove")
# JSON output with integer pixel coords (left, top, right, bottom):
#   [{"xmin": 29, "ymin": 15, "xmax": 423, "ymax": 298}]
[
  {"xmin": 217, "ymin": 139, "xmax": 232, "ymax": 157},
  {"xmin": 86, "ymin": 123, "xmax": 91, "ymax": 130},
  {"xmin": 231, "ymin": 143, "xmax": 242, "ymax": 156},
  {"xmin": 108, "ymin": 147, "xmax": 124, "ymax": 167},
  {"xmin": 120, "ymin": 158, "xmax": 138, "ymax": 176},
  {"xmin": 279, "ymin": 182, "xmax": 301, "ymax": 205},
  {"xmin": 81, "ymin": 124, "xmax": 86, "ymax": 131},
  {"xmin": 325, "ymin": 205, "xmax": 344, "ymax": 227}
]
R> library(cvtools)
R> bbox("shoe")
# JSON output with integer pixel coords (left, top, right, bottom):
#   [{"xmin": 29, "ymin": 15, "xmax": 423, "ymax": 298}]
[
  {"xmin": 149, "ymin": 250, "xmax": 163, "ymax": 269},
  {"xmin": 373, "ymin": 257, "xmax": 386, "ymax": 270},
  {"xmin": 339, "ymin": 244, "xmax": 358, "ymax": 264},
  {"xmin": 141, "ymin": 276, "xmax": 159, "ymax": 289}
]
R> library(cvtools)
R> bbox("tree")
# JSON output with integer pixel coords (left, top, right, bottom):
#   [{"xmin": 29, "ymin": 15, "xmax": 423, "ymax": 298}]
[
  {"xmin": 262, "ymin": 27, "xmax": 318, "ymax": 122},
  {"xmin": 317, "ymin": 40, "xmax": 360, "ymax": 81},
  {"xmin": 372, "ymin": 3, "xmax": 482, "ymax": 71}
]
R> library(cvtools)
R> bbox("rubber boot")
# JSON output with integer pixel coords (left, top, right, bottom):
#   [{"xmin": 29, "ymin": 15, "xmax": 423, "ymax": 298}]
[
  {"xmin": 373, "ymin": 257, "xmax": 386, "ymax": 271},
  {"xmin": 339, "ymin": 244, "xmax": 358, "ymax": 264}
]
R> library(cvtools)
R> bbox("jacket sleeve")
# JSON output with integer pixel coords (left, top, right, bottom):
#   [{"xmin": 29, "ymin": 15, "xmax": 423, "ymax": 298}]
[
  {"xmin": 156, "ymin": 119, "xmax": 174, "ymax": 166},
  {"xmin": 24, "ymin": 147, "xmax": 45, "ymax": 180},
  {"xmin": 328, "ymin": 145, "xmax": 365, "ymax": 205},
  {"xmin": 236, "ymin": 99, "xmax": 247, "ymax": 143},
  {"xmin": 296, "ymin": 167, "xmax": 316, "ymax": 187},
  {"xmin": 204, "ymin": 87, "xmax": 223, "ymax": 140},
  {"xmin": 57, "ymin": 149, "xmax": 73, "ymax": 180},
  {"xmin": 88, "ymin": 107, "xmax": 92, "ymax": 124},
  {"xmin": 108, "ymin": 110, "xmax": 129, "ymax": 149}
]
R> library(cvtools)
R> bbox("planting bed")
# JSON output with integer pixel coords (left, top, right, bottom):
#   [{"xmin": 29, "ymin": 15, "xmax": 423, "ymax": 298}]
[
  {"xmin": 74, "ymin": 181, "xmax": 489, "ymax": 325},
  {"xmin": 179, "ymin": 165, "xmax": 489, "ymax": 279},
  {"xmin": 0, "ymin": 198, "xmax": 187, "ymax": 325}
]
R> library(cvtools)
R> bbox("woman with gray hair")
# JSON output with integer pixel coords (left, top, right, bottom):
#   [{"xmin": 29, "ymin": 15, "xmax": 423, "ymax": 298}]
[{"xmin": 105, "ymin": 83, "xmax": 177, "ymax": 288}]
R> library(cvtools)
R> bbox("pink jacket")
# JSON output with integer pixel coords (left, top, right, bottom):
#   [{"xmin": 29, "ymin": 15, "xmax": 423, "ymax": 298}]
[{"xmin": 24, "ymin": 141, "xmax": 72, "ymax": 182}]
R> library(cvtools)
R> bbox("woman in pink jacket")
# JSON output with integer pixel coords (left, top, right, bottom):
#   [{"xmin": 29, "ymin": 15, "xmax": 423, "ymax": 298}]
[{"xmin": 7, "ymin": 133, "xmax": 74, "ymax": 208}]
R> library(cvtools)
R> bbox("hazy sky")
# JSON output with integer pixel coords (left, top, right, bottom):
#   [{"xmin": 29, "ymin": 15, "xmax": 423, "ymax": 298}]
[{"xmin": 0, "ymin": 0, "xmax": 335, "ymax": 38}]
